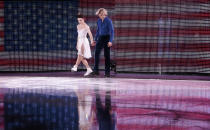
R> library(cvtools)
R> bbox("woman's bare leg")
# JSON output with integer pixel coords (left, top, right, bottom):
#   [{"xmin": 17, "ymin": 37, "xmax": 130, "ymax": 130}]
[
  {"xmin": 82, "ymin": 59, "xmax": 91, "ymax": 69},
  {"xmin": 75, "ymin": 55, "xmax": 83, "ymax": 66},
  {"xmin": 79, "ymin": 44, "xmax": 91, "ymax": 69},
  {"xmin": 75, "ymin": 44, "xmax": 85, "ymax": 66}
]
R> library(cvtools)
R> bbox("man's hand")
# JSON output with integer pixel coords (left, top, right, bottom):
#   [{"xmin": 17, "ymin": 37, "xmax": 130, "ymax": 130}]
[
  {"xmin": 108, "ymin": 42, "xmax": 112, "ymax": 47},
  {"xmin": 91, "ymin": 41, "xmax": 96, "ymax": 46}
]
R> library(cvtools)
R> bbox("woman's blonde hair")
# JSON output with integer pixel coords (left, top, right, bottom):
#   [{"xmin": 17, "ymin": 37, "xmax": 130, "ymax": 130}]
[{"xmin": 95, "ymin": 8, "xmax": 108, "ymax": 16}]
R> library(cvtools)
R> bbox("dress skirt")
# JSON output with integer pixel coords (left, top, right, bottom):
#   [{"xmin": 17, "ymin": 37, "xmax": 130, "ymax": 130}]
[{"xmin": 77, "ymin": 37, "xmax": 92, "ymax": 59}]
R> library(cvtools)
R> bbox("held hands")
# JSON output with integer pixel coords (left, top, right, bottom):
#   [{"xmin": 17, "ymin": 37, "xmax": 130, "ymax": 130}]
[
  {"xmin": 108, "ymin": 42, "xmax": 112, "ymax": 47},
  {"xmin": 91, "ymin": 41, "xmax": 96, "ymax": 46},
  {"xmin": 91, "ymin": 41, "xmax": 112, "ymax": 47}
]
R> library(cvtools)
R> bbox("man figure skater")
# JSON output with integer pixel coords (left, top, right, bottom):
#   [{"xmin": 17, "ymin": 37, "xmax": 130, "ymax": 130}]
[{"xmin": 91, "ymin": 8, "xmax": 114, "ymax": 77}]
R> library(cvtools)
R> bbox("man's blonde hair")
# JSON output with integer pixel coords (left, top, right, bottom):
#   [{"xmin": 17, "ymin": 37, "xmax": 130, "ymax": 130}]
[{"xmin": 95, "ymin": 8, "xmax": 108, "ymax": 16}]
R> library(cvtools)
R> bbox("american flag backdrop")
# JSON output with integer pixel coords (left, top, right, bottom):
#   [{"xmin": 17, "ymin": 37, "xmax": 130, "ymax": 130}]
[
  {"xmin": 1, "ymin": 0, "xmax": 210, "ymax": 74},
  {"xmin": 0, "ymin": 1, "xmax": 79, "ymax": 72}
]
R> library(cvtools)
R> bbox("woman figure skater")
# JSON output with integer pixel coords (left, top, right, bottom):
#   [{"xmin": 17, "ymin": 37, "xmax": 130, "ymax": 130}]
[{"xmin": 71, "ymin": 14, "xmax": 93, "ymax": 76}]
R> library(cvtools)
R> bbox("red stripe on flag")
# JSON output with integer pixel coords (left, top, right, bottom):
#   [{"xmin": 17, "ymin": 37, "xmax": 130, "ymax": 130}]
[
  {"xmin": 115, "ymin": 28, "xmax": 210, "ymax": 37},
  {"xmin": 0, "ymin": 58, "xmax": 77, "ymax": 66},
  {"xmin": 0, "ymin": 1, "xmax": 4, "ymax": 9},
  {"xmin": 80, "ymin": 0, "xmax": 115, "ymax": 8},
  {"xmin": 115, "ymin": 0, "xmax": 210, "ymax": 5},
  {"xmin": 113, "ymin": 13, "xmax": 210, "ymax": 21},
  {"xmin": 0, "ymin": 45, "xmax": 4, "ymax": 51},
  {"xmin": 171, "ymin": 29, "xmax": 210, "ymax": 35},
  {"xmin": 0, "ymin": 31, "xmax": 4, "ymax": 38},
  {"xmin": 114, "ymin": 43, "xmax": 210, "ymax": 52},
  {"xmin": 90, "ymin": 28, "xmax": 210, "ymax": 37},
  {"xmin": 0, "ymin": 123, "xmax": 4, "ymax": 130},
  {"xmin": 0, "ymin": 17, "xmax": 4, "ymax": 23},
  {"xmin": 115, "ymin": 58, "xmax": 210, "ymax": 67},
  {"xmin": 0, "ymin": 93, "xmax": 3, "ymax": 101},
  {"xmin": 80, "ymin": 0, "xmax": 115, "ymax": 2}
]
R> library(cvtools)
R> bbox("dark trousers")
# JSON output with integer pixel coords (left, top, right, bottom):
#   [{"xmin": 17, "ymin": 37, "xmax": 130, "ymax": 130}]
[{"xmin": 94, "ymin": 35, "xmax": 110, "ymax": 75}]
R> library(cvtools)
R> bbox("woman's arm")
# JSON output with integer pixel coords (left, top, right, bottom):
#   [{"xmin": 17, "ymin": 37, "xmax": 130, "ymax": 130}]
[
  {"xmin": 87, "ymin": 26, "xmax": 94, "ymax": 44},
  {"xmin": 76, "ymin": 25, "xmax": 79, "ymax": 50}
]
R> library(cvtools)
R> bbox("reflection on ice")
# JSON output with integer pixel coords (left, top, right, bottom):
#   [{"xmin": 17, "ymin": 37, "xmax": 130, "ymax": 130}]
[{"xmin": 0, "ymin": 77, "xmax": 210, "ymax": 129}]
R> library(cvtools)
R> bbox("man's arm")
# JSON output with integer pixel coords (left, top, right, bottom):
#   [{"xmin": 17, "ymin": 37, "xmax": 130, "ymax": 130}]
[
  {"xmin": 94, "ymin": 21, "xmax": 99, "ymax": 42},
  {"xmin": 107, "ymin": 18, "xmax": 114, "ymax": 47},
  {"xmin": 108, "ymin": 19, "xmax": 114, "ymax": 43}
]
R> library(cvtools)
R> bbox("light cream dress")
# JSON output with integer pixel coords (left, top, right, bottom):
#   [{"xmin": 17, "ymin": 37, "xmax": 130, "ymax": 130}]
[{"xmin": 77, "ymin": 27, "xmax": 92, "ymax": 59}]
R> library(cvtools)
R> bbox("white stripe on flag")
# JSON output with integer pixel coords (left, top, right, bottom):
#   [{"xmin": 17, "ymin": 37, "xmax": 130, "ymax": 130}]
[
  {"xmin": 0, "ymin": 9, "xmax": 3, "ymax": 17},
  {"xmin": 116, "ymin": 52, "xmax": 210, "ymax": 59},
  {"xmin": 0, "ymin": 39, "xmax": 3, "ymax": 45},
  {"xmin": 113, "ymin": 20, "xmax": 210, "ymax": 28}
]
